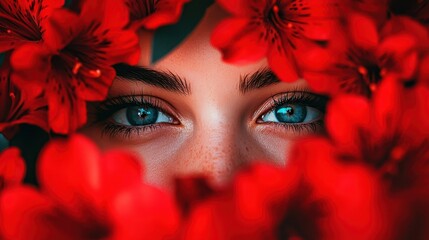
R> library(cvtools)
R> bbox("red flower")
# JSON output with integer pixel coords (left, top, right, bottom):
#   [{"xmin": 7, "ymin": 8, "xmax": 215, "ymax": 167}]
[
  {"xmin": 324, "ymin": 77, "xmax": 429, "ymax": 188},
  {"xmin": 290, "ymin": 138, "xmax": 398, "ymax": 239},
  {"xmin": 212, "ymin": 0, "xmax": 339, "ymax": 82},
  {"xmin": 0, "ymin": 147, "xmax": 25, "ymax": 190},
  {"xmin": 174, "ymin": 176, "xmax": 215, "ymax": 216},
  {"xmin": 0, "ymin": 0, "xmax": 64, "ymax": 53},
  {"xmin": 10, "ymin": 0, "xmax": 140, "ymax": 134},
  {"xmin": 289, "ymin": 76, "xmax": 429, "ymax": 237},
  {"xmin": 304, "ymin": 14, "xmax": 429, "ymax": 96},
  {"xmin": 0, "ymin": 57, "xmax": 48, "ymax": 139},
  {"xmin": 125, "ymin": 0, "xmax": 189, "ymax": 30},
  {"xmin": 181, "ymin": 163, "xmax": 317, "ymax": 240},
  {"xmin": 342, "ymin": 0, "xmax": 389, "ymax": 26},
  {"xmin": 0, "ymin": 134, "xmax": 180, "ymax": 240},
  {"xmin": 344, "ymin": 0, "xmax": 429, "ymax": 26}
]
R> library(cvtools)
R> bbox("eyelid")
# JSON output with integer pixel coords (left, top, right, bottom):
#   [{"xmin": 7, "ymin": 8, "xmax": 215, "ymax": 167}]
[
  {"xmin": 95, "ymin": 95, "xmax": 181, "ymax": 125},
  {"xmin": 252, "ymin": 91, "xmax": 328, "ymax": 122}
]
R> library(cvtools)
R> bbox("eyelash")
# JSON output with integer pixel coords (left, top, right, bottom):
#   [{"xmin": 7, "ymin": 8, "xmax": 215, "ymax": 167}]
[
  {"xmin": 94, "ymin": 92, "xmax": 328, "ymax": 138},
  {"xmin": 256, "ymin": 91, "xmax": 328, "ymax": 133},
  {"xmin": 95, "ymin": 96, "xmax": 179, "ymax": 138}
]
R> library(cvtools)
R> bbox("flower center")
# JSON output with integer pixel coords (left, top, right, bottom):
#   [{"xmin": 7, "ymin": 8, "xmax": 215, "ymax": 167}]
[
  {"xmin": 357, "ymin": 65, "xmax": 386, "ymax": 92},
  {"xmin": 390, "ymin": 146, "xmax": 406, "ymax": 161},
  {"xmin": 268, "ymin": 1, "xmax": 293, "ymax": 30},
  {"xmin": 55, "ymin": 52, "xmax": 102, "ymax": 78}
]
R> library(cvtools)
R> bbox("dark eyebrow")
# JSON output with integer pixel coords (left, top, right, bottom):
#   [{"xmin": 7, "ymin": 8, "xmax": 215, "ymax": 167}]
[
  {"xmin": 239, "ymin": 68, "xmax": 280, "ymax": 94},
  {"xmin": 113, "ymin": 63, "xmax": 191, "ymax": 95}
]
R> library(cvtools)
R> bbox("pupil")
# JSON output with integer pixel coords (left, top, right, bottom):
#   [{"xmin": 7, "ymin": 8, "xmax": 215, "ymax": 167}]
[
  {"xmin": 275, "ymin": 104, "xmax": 307, "ymax": 123},
  {"xmin": 126, "ymin": 106, "xmax": 158, "ymax": 126}
]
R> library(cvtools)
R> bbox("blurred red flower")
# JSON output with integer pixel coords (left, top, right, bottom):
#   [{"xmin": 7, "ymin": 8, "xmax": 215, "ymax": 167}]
[
  {"xmin": 325, "ymin": 77, "xmax": 429, "ymax": 182},
  {"xmin": 0, "ymin": 58, "xmax": 48, "ymax": 139},
  {"xmin": 343, "ymin": 0, "xmax": 429, "ymax": 27},
  {"xmin": 174, "ymin": 176, "xmax": 215, "ymax": 216},
  {"xmin": 0, "ymin": 0, "xmax": 64, "ymax": 53},
  {"xmin": 212, "ymin": 0, "xmax": 339, "ymax": 82},
  {"xmin": 289, "ymin": 76, "xmax": 429, "ymax": 238},
  {"xmin": 180, "ymin": 163, "xmax": 319, "ymax": 240},
  {"xmin": 125, "ymin": 0, "xmax": 189, "ymax": 30},
  {"xmin": 10, "ymin": 0, "xmax": 140, "ymax": 134},
  {"xmin": 290, "ymin": 138, "xmax": 397, "ymax": 240},
  {"xmin": 304, "ymin": 14, "xmax": 429, "ymax": 96},
  {"xmin": 0, "ymin": 135, "xmax": 180, "ymax": 240},
  {"xmin": 0, "ymin": 147, "xmax": 25, "ymax": 190}
]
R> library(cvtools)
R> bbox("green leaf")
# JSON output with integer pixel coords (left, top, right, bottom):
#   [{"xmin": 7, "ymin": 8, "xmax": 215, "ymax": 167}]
[
  {"xmin": 0, "ymin": 53, "xmax": 5, "ymax": 67},
  {"xmin": 0, "ymin": 134, "xmax": 8, "ymax": 152},
  {"xmin": 64, "ymin": 0, "xmax": 74, "ymax": 8},
  {"xmin": 151, "ymin": 0, "xmax": 215, "ymax": 63}
]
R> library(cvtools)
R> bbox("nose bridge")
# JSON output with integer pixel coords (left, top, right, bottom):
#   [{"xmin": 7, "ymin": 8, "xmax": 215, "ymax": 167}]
[
  {"xmin": 175, "ymin": 105, "xmax": 248, "ymax": 185},
  {"xmin": 197, "ymin": 113, "xmax": 244, "ymax": 176}
]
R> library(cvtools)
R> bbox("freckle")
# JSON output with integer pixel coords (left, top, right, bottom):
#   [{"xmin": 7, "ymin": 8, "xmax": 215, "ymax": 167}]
[{"xmin": 245, "ymin": 146, "xmax": 249, "ymax": 152}]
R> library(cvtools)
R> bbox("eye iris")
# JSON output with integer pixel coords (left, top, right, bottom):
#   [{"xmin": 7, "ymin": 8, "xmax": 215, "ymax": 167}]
[
  {"xmin": 275, "ymin": 104, "xmax": 307, "ymax": 123},
  {"xmin": 126, "ymin": 106, "xmax": 158, "ymax": 126}
]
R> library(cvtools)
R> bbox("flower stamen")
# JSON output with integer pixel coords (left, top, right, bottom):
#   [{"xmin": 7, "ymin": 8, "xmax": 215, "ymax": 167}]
[
  {"xmin": 71, "ymin": 59, "xmax": 101, "ymax": 78},
  {"xmin": 88, "ymin": 69, "xmax": 101, "ymax": 78},
  {"xmin": 273, "ymin": 5, "xmax": 280, "ymax": 13},
  {"xmin": 358, "ymin": 66, "xmax": 368, "ymax": 76},
  {"xmin": 72, "ymin": 62, "xmax": 83, "ymax": 75},
  {"xmin": 390, "ymin": 146, "xmax": 405, "ymax": 161}
]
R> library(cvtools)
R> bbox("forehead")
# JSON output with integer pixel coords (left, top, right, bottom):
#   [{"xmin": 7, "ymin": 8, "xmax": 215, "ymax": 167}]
[{"xmin": 137, "ymin": 4, "xmax": 269, "ymax": 87}]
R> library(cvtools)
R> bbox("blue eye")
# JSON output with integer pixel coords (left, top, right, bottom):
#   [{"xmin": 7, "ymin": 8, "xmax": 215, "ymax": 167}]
[
  {"xmin": 261, "ymin": 103, "xmax": 322, "ymax": 124},
  {"xmin": 112, "ymin": 105, "xmax": 174, "ymax": 126}
]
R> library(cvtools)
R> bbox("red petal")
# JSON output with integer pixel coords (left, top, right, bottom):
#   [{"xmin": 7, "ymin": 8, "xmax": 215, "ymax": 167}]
[
  {"xmin": 0, "ymin": 35, "xmax": 24, "ymax": 53},
  {"xmin": 211, "ymin": 18, "xmax": 268, "ymax": 64},
  {"xmin": 44, "ymin": 9, "xmax": 80, "ymax": 50},
  {"xmin": 372, "ymin": 76, "xmax": 403, "ymax": 137},
  {"xmin": 303, "ymin": 71, "xmax": 342, "ymax": 95},
  {"xmin": 419, "ymin": 54, "xmax": 429, "ymax": 86},
  {"xmin": 140, "ymin": 0, "xmax": 189, "ymax": 29},
  {"xmin": 267, "ymin": 46, "xmax": 299, "ymax": 82},
  {"xmin": 377, "ymin": 34, "xmax": 419, "ymax": 79},
  {"xmin": 99, "ymin": 150, "xmax": 143, "ymax": 205},
  {"xmin": 0, "ymin": 147, "xmax": 25, "ymax": 189},
  {"xmin": 75, "ymin": 66, "xmax": 116, "ymax": 101},
  {"xmin": 38, "ymin": 134, "xmax": 143, "ymax": 219},
  {"xmin": 0, "ymin": 0, "xmax": 64, "ymax": 53},
  {"xmin": 0, "ymin": 187, "xmax": 59, "ymax": 240},
  {"xmin": 174, "ymin": 176, "xmax": 215, "ymax": 215},
  {"xmin": 326, "ymin": 94, "xmax": 370, "ymax": 158},
  {"xmin": 10, "ymin": 43, "xmax": 51, "ymax": 96},
  {"xmin": 38, "ymin": 135, "xmax": 104, "ymax": 219},
  {"xmin": 216, "ymin": 0, "xmax": 263, "ymax": 16},
  {"xmin": 0, "ymin": 61, "xmax": 48, "ymax": 137},
  {"xmin": 348, "ymin": 13, "xmax": 379, "ymax": 50},
  {"xmin": 295, "ymin": 39, "xmax": 338, "ymax": 71},
  {"xmin": 381, "ymin": 16, "xmax": 429, "ymax": 46},
  {"xmin": 296, "ymin": 139, "xmax": 393, "ymax": 239},
  {"xmin": 81, "ymin": 0, "xmax": 129, "ymax": 29},
  {"xmin": 104, "ymin": 29, "xmax": 140, "ymax": 66},
  {"xmin": 110, "ymin": 185, "xmax": 180, "ymax": 240},
  {"xmin": 46, "ymin": 80, "xmax": 87, "ymax": 134}
]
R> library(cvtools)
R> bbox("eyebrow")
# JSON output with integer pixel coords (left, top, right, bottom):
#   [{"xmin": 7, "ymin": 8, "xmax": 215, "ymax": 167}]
[
  {"xmin": 239, "ymin": 68, "xmax": 280, "ymax": 94},
  {"xmin": 113, "ymin": 63, "xmax": 191, "ymax": 95}
]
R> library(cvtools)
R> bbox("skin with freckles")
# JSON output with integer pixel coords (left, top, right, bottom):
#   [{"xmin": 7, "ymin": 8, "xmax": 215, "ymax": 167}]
[{"xmin": 80, "ymin": 4, "xmax": 325, "ymax": 190}]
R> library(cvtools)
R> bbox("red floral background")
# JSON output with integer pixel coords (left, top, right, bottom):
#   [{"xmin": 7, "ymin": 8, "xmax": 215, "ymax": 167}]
[{"xmin": 1, "ymin": 0, "xmax": 429, "ymax": 239}]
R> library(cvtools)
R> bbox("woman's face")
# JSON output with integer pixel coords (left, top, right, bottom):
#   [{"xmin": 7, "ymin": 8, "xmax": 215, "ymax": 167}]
[{"xmin": 80, "ymin": 5, "xmax": 326, "ymax": 189}]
